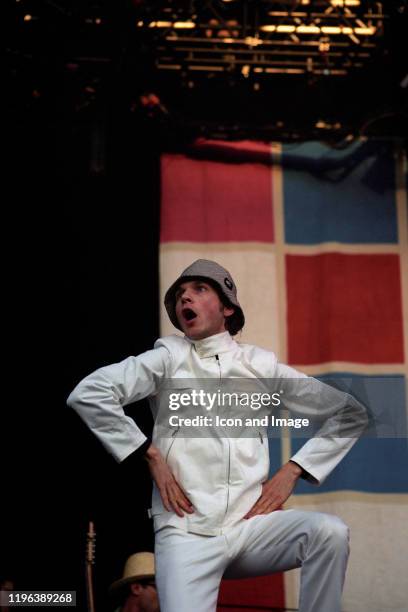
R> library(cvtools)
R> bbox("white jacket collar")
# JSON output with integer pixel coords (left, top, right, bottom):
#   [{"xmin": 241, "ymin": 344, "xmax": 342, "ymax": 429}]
[{"xmin": 186, "ymin": 331, "xmax": 236, "ymax": 358}]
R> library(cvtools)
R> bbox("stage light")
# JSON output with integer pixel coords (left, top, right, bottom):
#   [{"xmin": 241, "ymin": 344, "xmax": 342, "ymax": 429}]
[
  {"xmin": 331, "ymin": 0, "xmax": 360, "ymax": 6},
  {"xmin": 296, "ymin": 25, "xmax": 321, "ymax": 34},
  {"xmin": 354, "ymin": 26, "xmax": 376, "ymax": 35},
  {"xmin": 265, "ymin": 67, "xmax": 304, "ymax": 74},
  {"xmin": 321, "ymin": 26, "xmax": 342, "ymax": 34},
  {"xmin": 259, "ymin": 23, "xmax": 374, "ymax": 37},
  {"xmin": 319, "ymin": 40, "xmax": 330, "ymax": 52},
  {"xmin": 173, "ymin": 21, "xmax": 195, "ymax": 29},
  {"xmin": 244, "ymin": 36, "xmax": 263, "ymax": 46},
  {"xmin": 268, "ymin": 11, "xmax": 307, "ymax": 17},
  {"xmin": 276, "ymin": 25, "xmax": 296, "ymax": 33},
  {"xmin": 148, "ymin": 21, "xmax": 172, "ymax": 28}
]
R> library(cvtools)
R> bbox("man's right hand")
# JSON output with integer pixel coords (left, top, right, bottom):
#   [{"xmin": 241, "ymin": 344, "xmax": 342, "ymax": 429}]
[{"xmin": 145, "ymin": 444, "xmax": 194, "ymax": 517}]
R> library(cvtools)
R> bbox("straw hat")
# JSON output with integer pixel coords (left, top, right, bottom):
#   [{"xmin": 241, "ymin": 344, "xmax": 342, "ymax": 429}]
[{"xmin": 109, "ymin": 552, "xmax": 155, "ymax": 593}]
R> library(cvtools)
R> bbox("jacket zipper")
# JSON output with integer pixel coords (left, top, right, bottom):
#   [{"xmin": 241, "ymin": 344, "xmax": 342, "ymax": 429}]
[
  {"xmin": 215, "ymin": 354, "xmax": 221, "ymax": 379},
  {"xmin": 225, "ymin": 439, "xmax": 231, "ymax": 516},
  {"xmin": 165, "ymin": 426, "xmax": 180, "ymax": 463},
  {"xmin": 216, "ymin": 353, "xmax": 231, "ymax": 517}
]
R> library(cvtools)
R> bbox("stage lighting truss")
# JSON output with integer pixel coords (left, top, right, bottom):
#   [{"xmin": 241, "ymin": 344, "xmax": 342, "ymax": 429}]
[{"xmin": 135, "ymin": 0, "xmax": 385, "ymax": 77}]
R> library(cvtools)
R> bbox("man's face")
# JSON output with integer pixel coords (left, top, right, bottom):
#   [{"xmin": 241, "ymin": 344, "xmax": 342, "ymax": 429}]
[
  {"xmin": 175, "ymin": 280, "xmax": 234, "ymax": 341},
  {"xmin": 129, "ymin": 581, "xmax": 159, "ymax": 612}
]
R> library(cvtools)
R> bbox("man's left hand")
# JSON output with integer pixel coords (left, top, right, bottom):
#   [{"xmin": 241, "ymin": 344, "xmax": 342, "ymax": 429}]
[{"xmin": 244, "ymin": 461, "xmax": 302, "ymax": 519}]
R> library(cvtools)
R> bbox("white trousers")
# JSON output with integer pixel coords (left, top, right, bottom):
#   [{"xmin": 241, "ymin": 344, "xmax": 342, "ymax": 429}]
[{"xmin": 155, "ymin": 510, "xmax": 349, "ymax": 612}]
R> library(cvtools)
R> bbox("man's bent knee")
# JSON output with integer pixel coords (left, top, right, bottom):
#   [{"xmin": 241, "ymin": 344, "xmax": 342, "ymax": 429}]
[{"xmin": 313, "ymin": 514, "xmax": 350, "ymax": 554}]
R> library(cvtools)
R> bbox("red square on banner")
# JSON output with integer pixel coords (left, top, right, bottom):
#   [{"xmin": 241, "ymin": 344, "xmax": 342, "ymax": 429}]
[
  {"xmin": 217, "ymin": 574, "xmax": 285, "ymax": 611},
  {"xmin": 286, "ymin": 253, "xmax": 404, "ymax": 364},
  {"xmin": 161, "ymin": 154, "xmax": 274, "ymax": 242}
]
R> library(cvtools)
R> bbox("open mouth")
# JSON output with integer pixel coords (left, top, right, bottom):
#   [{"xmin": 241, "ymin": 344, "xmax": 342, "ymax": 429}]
[{"xmin": 182, "ymin": 308, "xmax": 197, "ymax": 322}]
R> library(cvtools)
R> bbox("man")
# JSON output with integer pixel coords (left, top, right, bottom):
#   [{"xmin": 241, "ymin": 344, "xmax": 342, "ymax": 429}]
[
  {"xmin": 68, "ymin": 259, "xmax": 367, "ymax": 612},
  {"xmin": 0, "ymin": 577, "xmax": 15, "ymax": 612},
  {"xmin": 110, "ymin": 552, "xmax": 159, "ymax": 612}
]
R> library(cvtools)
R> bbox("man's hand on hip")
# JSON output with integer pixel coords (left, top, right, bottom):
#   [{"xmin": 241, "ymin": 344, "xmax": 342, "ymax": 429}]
[
  {"xmin": 243, "ymin": 461, "xmax": 302, "ymax": 519},
  {"xmin": 145, "ymin": 444, "xmax": 194, "ymax": 517}
]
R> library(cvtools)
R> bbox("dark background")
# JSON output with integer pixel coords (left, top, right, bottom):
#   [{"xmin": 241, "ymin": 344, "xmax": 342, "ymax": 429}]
[
  {"xmin": 4, "ymin": 93, "xmax": 162, "ymax": 609},
  {"xmin": 3, "ymin": 1, "xmax": 408, "ymax": 610}
]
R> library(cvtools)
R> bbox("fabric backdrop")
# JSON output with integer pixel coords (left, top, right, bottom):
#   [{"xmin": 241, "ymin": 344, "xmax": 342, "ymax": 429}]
[{"xmin": 159, "ymin": 138, "xmax": 408, "ymax": 612}]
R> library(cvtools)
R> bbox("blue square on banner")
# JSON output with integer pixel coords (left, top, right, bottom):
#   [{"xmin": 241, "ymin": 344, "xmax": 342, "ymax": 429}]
[
  {"xmin": 282, "ymin": 141, "xmax": 397, "ymax": 244},
  {"xmin": 291, "ymin": 374, "xmax": 408, "ymax": 494},
  {"xmin": 293, "ymin": 438, "xmax": 408, "ymax": 494}
]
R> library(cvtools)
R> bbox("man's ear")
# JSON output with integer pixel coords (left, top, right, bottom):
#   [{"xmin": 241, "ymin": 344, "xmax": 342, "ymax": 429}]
[
  {"xmin": 130, "ymin": 583, "xmax": 143, "ymax": 597},
  {"xmin": 223, "ymin": 305, "xmax": 234, "ymax": 317}
]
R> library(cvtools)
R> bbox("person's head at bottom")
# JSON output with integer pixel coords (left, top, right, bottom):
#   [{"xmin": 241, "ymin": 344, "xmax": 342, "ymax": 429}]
[
  {"xmin": 110, "ymin": 552, "xmax": 159, "ymax": 612},
  {"xmin": 164, "ymin": 259, "xmax": 245, "ymax": 341}
]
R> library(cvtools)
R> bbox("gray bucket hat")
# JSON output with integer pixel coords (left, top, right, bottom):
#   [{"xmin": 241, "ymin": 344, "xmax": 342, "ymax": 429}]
[{"xmin": 164, "ymin": 259, "xmax": 245, "ymax": 336}]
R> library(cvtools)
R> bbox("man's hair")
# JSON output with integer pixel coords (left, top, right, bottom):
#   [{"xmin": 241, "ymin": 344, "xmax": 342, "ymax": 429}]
[{"xmin": 204, "ymin": 278, "xmax": 242, "ymax": 336}]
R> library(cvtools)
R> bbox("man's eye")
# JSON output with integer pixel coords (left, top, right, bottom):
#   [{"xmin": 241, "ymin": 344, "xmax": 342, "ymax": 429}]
[{"xmin": 197, "ymin": 285, "xmax": 207, "ymax": 292}]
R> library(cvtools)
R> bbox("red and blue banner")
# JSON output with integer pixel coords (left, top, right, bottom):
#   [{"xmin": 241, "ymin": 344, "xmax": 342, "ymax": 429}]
[{"xmin": 160, "ymin": 139, "xmax": 408, "ymax": 612}]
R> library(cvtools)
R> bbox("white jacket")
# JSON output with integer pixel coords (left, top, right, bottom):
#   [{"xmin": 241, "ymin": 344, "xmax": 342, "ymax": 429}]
[{"xmin": 67, "ymin": 332, "xmax": 366, "ymax": 535}]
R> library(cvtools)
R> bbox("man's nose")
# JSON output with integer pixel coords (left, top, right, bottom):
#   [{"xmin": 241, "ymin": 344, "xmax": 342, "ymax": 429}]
[{"xmin": 181, "ymin": 290, "xmax": 193, "ymax": 303}]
